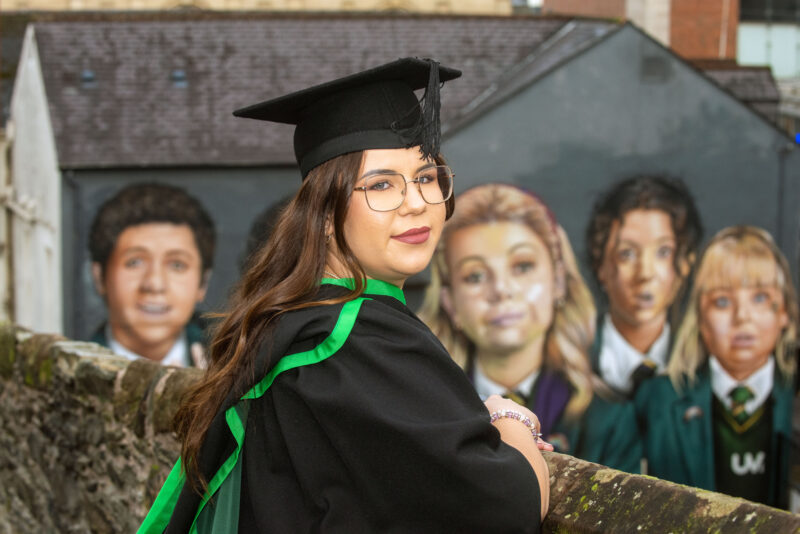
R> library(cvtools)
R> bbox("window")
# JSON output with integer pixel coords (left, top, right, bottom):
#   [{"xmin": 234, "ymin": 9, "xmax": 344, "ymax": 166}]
[
  {"xmin": 80, "ymin": 69, "xmax": 97, "ymax": 89},
  {"xmin": 170, "ymin": 69, "xmax": 188, "ymax": 88}
]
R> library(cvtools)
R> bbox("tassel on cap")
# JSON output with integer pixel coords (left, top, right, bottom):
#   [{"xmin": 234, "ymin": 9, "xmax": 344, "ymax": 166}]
[
  {"xmin": 392, "ymin": 58, "xmax": 443, "ymax": 161},
  {"xmin": 420, "ymin": 58, "xmax": 442, "ymax": 160}
]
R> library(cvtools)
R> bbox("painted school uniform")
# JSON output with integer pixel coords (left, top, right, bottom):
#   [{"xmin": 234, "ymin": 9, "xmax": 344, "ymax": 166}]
[
  {"xmin": 91, "ymin": 317, "xmax": 207, "ymax": 368},
  {"xmin": 140, "ymin": 279, "xmax": 543, "ymax": 534},
  {"xmin": 473, "ymin": 364, "xmax": 642, "ymax": 473},
  {"xmin": 634, "ymin": 358, "xmax": 792, "ymax": 509},
  {"xmin": 591, "ymin": 314, "xmax": 670, "ymax": 397}
]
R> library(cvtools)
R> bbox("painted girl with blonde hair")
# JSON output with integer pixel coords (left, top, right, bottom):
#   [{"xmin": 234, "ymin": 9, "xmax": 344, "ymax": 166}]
[
  {"xmin": 635, "ymin": 225, "xmax": 798, "ymax": 508},
  {"xmin": 420, "ymin": 183, "xmax": 641, "ymax": 472}
]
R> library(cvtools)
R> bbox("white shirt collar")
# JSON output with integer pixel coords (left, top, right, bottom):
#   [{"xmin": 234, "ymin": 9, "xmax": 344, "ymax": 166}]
[
  {"xmin": 709, "ymin": 354, "xmax": 774, "ymax": 413},
  {"xmin": 473, "ymin": 361, "xmax": 539, "ymax": 402},
  {"xmin": 598, "ymin": 313, "xmax": 671, "ymax": 395},
  {"xmin": 107, "ymin": 324, "xmax": 188, "ymax": 367}
]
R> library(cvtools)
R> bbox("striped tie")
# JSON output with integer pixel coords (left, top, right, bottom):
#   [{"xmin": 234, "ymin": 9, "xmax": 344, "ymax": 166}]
[
  {"xmin": 728, "ymin": 385, "xmax": 755, "ymax": 424},
  {"xmin": 503, "ymin": 390, "xmax": 528, "ymax": 407}
]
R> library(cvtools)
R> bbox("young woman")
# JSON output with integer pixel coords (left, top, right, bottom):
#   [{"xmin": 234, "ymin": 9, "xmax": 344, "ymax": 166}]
[
  {"xmin": 420, "ymin": 183, "xmax": 641, "ymax": 473},
  {"xmin": 635, "ymin": 226, "xmax": 798, "ymax": 509},
  {"xmin": 139, "ymin": 58, "xmax": 551, "ymax": 533},
  {"xmin": 585, "ymin": 176, "xmax": 703, "ymax": 397}
]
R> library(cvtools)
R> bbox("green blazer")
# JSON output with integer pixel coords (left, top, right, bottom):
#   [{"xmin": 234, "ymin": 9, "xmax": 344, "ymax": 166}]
[
  {"xmin": 549, "ymin": 392, "xmax": 643, "ymax": 474},
  {"xmin": 515, "ymin": 369, "xmax": 642, "ymax": 473},
  {"xmin": 634, "ymin": 364, "xmax": 793, "ymax": 508}
]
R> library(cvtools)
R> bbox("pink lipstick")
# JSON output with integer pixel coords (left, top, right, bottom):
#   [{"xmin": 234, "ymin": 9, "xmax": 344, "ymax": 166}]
[
  {"xmin": 392, "ymin": 226, "xmax": 430, "ymax": 245},
  {"xmin": 731, "ymin": 333, "xmax": 756, "ymax": 348}
]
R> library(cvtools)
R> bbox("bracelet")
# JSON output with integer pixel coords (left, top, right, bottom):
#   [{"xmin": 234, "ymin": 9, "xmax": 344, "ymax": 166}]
[{"xmin": 490, "ymin": 410, "xmax": 542, "ymax": 442}]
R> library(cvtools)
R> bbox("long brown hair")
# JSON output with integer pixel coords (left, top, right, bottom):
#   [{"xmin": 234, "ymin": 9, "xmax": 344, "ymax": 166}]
[{"xmin": 175, "ymin": 152, "xmax": 367, "ymax": 493}]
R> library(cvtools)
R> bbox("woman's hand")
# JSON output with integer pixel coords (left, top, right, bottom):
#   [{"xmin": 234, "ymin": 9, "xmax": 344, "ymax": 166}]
[
  {"xmin": 484, "ymin": 395, "xmax": 554, "ymax": 451},
  {"xmin": 485, "ymin": 394, "xmax": 552, "ymax": 517}
]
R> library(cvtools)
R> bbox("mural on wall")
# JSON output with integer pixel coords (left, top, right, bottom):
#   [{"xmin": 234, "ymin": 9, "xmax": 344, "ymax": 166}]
[
  {"xmin": 585, "ymin": 176, "xmax": 703, "ymax": 397},
  {"xmin": 418, "ymin": 183, "xmax": 641, "ymax": 473},
  {"xmin": 86, "ymin": 183, "xmax": 215, "ymax": 368},
  {"xmin": 636, "ymin": 225, "xmax": 799, "ymax": 509},
  {"xmin": 418, "ymin": 183, "xmax": 798, "ymax": 508}
]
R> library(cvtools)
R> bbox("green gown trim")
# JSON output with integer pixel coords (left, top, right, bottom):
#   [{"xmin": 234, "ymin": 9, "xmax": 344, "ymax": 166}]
[
  {"xmin": 137, "ymin": 283, "xmax": 376, "ymax": 533},
  {"xmin": 321, "ymin": 277, "xmax": 406, "ymax": 305}
]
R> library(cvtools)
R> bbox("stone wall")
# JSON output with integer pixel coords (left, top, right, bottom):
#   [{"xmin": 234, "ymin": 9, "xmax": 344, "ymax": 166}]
[
  {"xmin": 0, "ymin": 325, "xmax": 201, "ymax": 533},
  {"xmin": 0, "ymin": 325, "xmax": 798, "ymax": 533}
]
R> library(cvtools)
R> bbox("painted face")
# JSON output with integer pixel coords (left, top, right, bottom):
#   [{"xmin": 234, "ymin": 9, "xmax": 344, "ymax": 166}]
[
  {"xmin": 94, "ymin": 223, "xmax": 208, "ymax": 361},
  {"xmin": 598, "ymin": 209, "xmax": 681, "ymax": 330},
  {"xmin": 699, "ymin": 284, "xmax": 788, "ymax": 380},
  {"xmin": 342, "ymin": 147, "xmax": 447, "ymax": 287},
  {"xmin": 443, "ymin": 222, "xmax": 556, "ymax": 354}
]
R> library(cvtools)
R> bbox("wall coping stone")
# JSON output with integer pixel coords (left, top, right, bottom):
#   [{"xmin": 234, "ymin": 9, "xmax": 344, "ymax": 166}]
[{"xmin": 0, "ymin": 325, "xmax": 798, "ymax": 533}]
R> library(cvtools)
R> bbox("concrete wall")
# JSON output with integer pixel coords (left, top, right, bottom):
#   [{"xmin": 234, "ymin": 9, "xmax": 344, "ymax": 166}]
[
  {"xmin": 0, "ymin": 325, "xmax": 798, "ymax": 533},
  {"xmin": 443, "ymin": 24, "xmax": 800, "ymax": 292},
  {"xmin": 0, "ymin": 129, "xmax": 11, "ymax": 323},
  {"xmin": 9, "ymin": 27, "xmax": 63, "ymax": 335}
]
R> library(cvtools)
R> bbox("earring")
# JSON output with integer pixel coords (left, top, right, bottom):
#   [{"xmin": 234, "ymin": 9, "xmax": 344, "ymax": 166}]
[{"xmin": 326, "ymin": 234, "xmax": 332, "ymax": 244}]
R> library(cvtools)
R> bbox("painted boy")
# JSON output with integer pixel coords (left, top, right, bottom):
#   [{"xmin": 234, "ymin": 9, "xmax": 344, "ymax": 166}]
[{"xmin": 88, "ymin": 183, "xmax": 216, "ymax": 367}]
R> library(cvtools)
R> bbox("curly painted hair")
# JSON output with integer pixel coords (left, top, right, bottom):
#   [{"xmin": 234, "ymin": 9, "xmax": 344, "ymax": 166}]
[
  {"xmin": 585, "ymin": 175, "xmax": 703, "ymax": 286},
  {"xmin": 89, "ymin": 183, "xmax": 216, "ymax": 274}
]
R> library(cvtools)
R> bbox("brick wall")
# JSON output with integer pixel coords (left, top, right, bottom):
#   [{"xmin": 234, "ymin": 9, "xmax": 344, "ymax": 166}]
[
  {"xmin": 541, "ymin": 0, "xmax": 625, "ymax": 18},
  {"xmin": 0, "ymin": 325, "xmax": 798, "ymax": 532},
  {"xmin": 671, "ymin": 0, "xmax": 739, "ymax": 59}
]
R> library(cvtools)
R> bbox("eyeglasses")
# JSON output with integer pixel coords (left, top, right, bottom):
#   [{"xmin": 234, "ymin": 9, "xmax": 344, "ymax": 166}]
[{"xmin": 353, "ymin": 165, "xmax": 455, "ymax": 212}]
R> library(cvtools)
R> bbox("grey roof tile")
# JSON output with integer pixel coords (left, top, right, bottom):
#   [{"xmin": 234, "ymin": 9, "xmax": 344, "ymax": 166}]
[
  {"xmin": 31, "ymin": 14, "xmax": 588, "ymax": 168},
  {"xmin": 702, "ymin": 66, "xmax": 780, "ymax": 103}
]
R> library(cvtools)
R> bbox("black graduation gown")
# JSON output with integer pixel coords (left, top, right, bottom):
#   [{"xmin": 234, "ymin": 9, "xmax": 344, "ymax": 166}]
[{"xmin": 139, "ymin": 279, "xmax": 542, "ymax": 534}]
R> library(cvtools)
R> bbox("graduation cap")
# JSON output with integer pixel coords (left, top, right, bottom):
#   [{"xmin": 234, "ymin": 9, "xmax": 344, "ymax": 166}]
[{"xmin": 233, "ymin": 57, "xmax": 462, "ymax": 178}]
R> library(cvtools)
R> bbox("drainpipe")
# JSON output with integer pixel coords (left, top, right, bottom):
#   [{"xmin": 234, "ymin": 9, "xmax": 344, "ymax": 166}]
[
  {"xmin": 777, "ymin": 141, "xmax": 797, "ymax": 275},
  {"xmin": 719, "ymin": 0, "xmax": 733, "ymax": 58}
]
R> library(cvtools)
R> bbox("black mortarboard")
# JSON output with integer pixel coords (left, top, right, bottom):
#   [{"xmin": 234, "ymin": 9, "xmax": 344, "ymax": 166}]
[{"xmin": 233, "ymin": 57, "xmax": 462, "ymax": 178}]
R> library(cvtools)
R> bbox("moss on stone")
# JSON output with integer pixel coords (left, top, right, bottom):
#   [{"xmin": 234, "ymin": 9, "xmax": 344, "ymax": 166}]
[
  {"xmin": 74, "ymin": 358, "xmax": 119, "ymax": 401},
  {"xmin": 151, "ymin": 367, "xmax": 202, "ymax": 435},
  {"xmin": 113, "ymin": 359, "xmax": 163, "ymax": 438},
  {"xmin": 19, "ymin": 333, "xmax": 64, "ymax": 389},
  {"xmin": 0, "ymin": 324, "xmax": 17, "ymax": 378}
]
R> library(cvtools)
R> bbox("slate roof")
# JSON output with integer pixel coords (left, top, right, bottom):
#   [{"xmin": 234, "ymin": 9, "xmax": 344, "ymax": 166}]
[
  {"xmin": 690, "ymin": 60, "xmax": 781, "ymax": 123},
  {"xmin": 697, "ymin": 61, "xmax": 780, "ymax": 103},
  {"xmin": 30, "ymin": 13, "xmax": 614, "ymax": 168}
]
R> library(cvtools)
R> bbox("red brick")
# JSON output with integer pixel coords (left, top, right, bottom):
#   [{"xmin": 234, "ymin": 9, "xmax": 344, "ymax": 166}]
[
  {"xmin": 542, "ymin": 0, "xmax": 625, "ymax": 19},
  {"xmin": 671, "ymin": 0, "xmax": 739, "ymax": 59}
]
